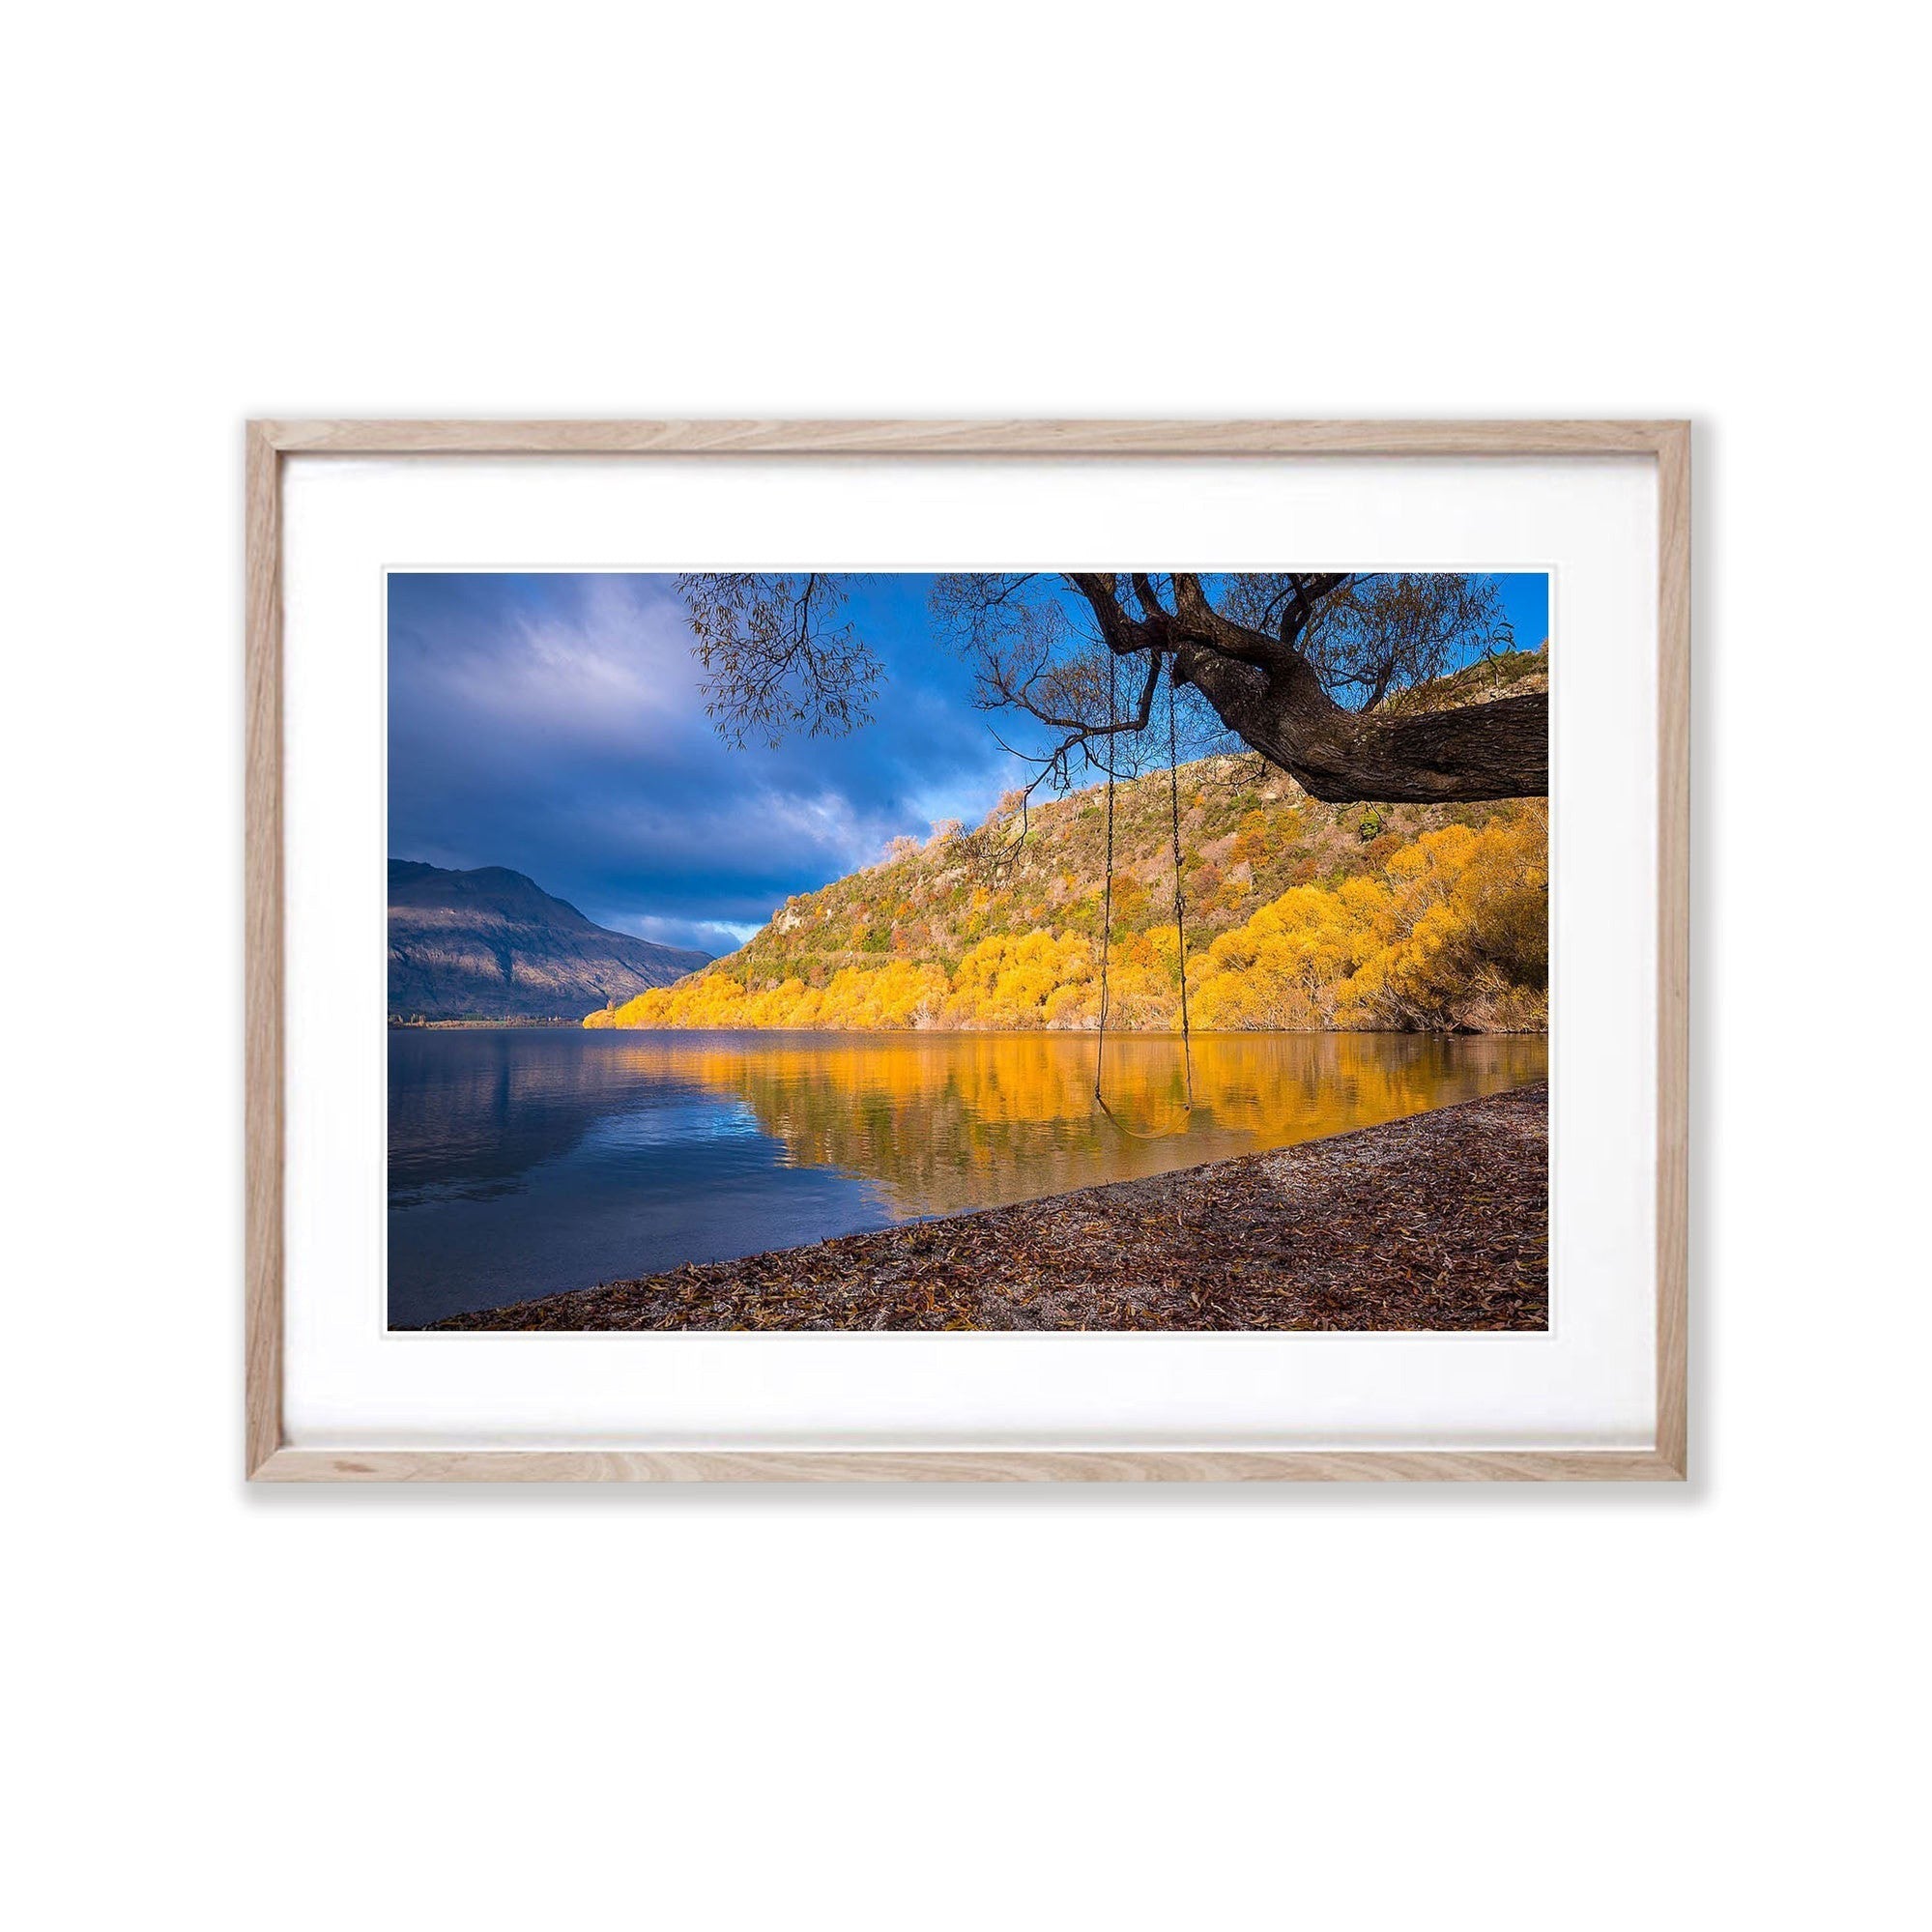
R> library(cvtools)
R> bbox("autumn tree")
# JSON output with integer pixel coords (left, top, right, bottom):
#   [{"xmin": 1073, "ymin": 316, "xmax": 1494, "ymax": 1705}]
[{"xmin": 679, "ymin": 571, "xmax": 1538, "ymax": 806}]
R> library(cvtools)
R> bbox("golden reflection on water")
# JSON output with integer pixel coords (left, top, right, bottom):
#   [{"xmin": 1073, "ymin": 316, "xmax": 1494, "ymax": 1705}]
[{"xmin": 597, "ymin": 1030, "xmax": 1546, "ymax": 1219}]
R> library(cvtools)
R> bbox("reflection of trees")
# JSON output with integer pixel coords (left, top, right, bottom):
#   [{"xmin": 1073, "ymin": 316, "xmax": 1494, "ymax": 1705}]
[
  {"xmin": 390, "ymin": 1029, "xmax": 1547, "ymax": 1222},
  {"xmin": 603, "ymin": 1032, "xmax": 1548, "ymax": 1218}
]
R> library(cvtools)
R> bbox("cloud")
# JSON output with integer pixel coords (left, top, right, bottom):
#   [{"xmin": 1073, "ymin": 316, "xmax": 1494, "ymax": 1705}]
[
  {"xmin": 603, "ymin": 910, "xmax": 758, "ymax": 957},
  {"xmin": 388, "ymin": 572, "xmax": 1026, "ymax": 945}
]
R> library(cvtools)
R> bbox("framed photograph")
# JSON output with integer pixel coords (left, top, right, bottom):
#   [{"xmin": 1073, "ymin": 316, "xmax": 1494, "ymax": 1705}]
[{"xmin": 246, "ymin": 419, "xmax": 1688, "ymax": 1482}]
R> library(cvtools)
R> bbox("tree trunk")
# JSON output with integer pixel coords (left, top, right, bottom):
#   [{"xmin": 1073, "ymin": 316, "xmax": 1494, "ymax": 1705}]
[
  {"xmin": 1178, "ymin": 647, "xmax": 1547, "ymax": 803},
  {"xmin": 1066, "ymin": 573, "xmax": 1549, "ymax": 804}
]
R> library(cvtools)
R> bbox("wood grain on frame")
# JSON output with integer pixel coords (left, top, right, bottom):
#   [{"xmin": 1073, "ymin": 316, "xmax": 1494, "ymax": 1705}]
[
  {"xmin": 252, "ymin": 1448, "xmax": 1686, "ymax": 1483},
  {"xmin": 245, "ymin": 422, "xmax": 284, "ymax": 1478},
  {"xmin": 257, "ymin": 418, "xmax": 1685, "ymax": 458},
  {"xmin": 1655, "ymin": 424, "xmax": 1691, "ymax": 1478},
  {"xmin": 244, "ymin": 419, "xmax": 1690, "ymax": 1484}
]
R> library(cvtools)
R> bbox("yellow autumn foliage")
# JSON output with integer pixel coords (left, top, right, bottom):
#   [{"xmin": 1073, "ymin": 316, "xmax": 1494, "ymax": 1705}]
[
  {"xmin": 1192, "ymin": 807, "xmax": 1547, "ymax": 1032},
  {"xmin": 588, "ymin": 803, "xmax": 1547, "ymax": 1035}
]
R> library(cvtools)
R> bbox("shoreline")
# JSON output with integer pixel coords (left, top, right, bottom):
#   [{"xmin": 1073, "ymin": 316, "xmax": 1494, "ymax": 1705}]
[
  {"xmin": 396, "ymin": 1020, "xmax": 1549, "ymax": 1037},
  {"xmin": 578, "ymin": 1021, "xmax": 1550, "ymax": 1038},
  {"xmin": 432, "ymin": 1081, "xmax": 1548, "ymax": 1333}
]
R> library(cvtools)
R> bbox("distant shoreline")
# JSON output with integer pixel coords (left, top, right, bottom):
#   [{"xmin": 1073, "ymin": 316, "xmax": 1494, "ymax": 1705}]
[
  {"xmin": 393, "ymin": 1019, "xmax": 1547, "ymax": 1038},
  {"xmin": 429, "ymin": 1081, "xmax": 1548, "ymax": 1333},
  {"xmin": 389, "ymin": 1015, "xmax": 581, "ymax": 1028}
]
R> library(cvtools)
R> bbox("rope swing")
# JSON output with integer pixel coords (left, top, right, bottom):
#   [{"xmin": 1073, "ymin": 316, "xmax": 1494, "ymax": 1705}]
[{"xmin": 1093, "ymin": 650, "xmax": 1197, "ymax": 1139}]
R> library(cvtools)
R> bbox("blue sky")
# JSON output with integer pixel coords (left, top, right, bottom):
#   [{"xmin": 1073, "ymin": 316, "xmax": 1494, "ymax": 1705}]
[{"xmin": 388, "ymin": 571, "xmax": 1549, "ymax": 957}]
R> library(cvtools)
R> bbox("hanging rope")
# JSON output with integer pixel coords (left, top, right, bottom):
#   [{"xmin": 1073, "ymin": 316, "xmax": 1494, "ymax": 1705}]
[
  {"xmin": 1168, "ymin": 669, "xmax": 1196, "ymax": 1111},
  {"xmin": 1094, "ymin": 651, "xmax": 1196, "ymax": 1139},
  {"xmin": 1093, "ymin": 650, "xmax": 1116, "ymax": 1097}
]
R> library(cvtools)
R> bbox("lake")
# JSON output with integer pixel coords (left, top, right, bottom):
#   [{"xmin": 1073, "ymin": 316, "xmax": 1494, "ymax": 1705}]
[{"xmin": 388, "ymin": 1027, "xmax": 1547, "ymax": 1326}]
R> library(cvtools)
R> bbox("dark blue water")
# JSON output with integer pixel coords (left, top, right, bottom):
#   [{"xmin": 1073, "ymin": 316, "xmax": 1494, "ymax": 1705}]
[
  {"xmin": 387, "ymin": 1030, "xmax": 895, "ymax": 1326},
  {"xmin": 387, "ymin": 1026, "xmax": 1547, "ymax": 1327}
]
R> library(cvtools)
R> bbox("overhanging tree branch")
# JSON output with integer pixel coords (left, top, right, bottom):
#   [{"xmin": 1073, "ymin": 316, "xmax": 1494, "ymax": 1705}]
[{"xmin": 682, "ymin": 568, "xmax": 1546, "ymax": 803}]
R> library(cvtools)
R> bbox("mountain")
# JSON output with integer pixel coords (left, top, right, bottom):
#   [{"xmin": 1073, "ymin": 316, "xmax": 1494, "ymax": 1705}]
[
  {"xmin": 589, "ymin": 649, "xmax": 1549, "ymax": 1036},
  {"xmin": 389, "ymin": 861, "xmax": 710, "ymax": 1021}
]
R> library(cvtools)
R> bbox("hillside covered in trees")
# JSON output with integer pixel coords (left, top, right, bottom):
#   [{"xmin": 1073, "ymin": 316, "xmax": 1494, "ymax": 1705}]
[{"xmin": 589, "ymin": 653, "xmax": 1548, "ymax": 1037}]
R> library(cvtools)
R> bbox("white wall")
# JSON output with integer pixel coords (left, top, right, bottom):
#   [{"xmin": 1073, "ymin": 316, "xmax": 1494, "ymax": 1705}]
[{"xmin": 6, "ymin": 5, "xmax": 1924, "ymax": 1929}]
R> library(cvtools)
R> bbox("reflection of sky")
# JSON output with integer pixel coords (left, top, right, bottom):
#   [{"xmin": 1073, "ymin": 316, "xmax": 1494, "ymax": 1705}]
[
  {"xmin": 579, "ymin": 1098, "xmax": 763, "ymax": 1152},
  {"xmin": 387, "ymin": 572, "xmax": 1550, "ymax": 956}
]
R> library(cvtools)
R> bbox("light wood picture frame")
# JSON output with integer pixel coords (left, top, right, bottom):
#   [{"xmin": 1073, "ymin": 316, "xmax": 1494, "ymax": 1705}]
[{"xmin": 245, "ymin": 418, "xmax": 1688, "ymax": 1483}]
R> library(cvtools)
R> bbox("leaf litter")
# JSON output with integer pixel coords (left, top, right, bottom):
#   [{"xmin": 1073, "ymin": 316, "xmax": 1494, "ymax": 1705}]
[{"xmin": 433, "ymin": 1083, "xmax": 1548, "ymax": 1333}]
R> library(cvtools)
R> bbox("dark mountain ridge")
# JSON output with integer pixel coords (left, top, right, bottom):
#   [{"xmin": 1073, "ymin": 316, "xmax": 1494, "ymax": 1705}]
[{"xmin": 389, "ymin": 860, "xmax": 710, "ymax": 1021}]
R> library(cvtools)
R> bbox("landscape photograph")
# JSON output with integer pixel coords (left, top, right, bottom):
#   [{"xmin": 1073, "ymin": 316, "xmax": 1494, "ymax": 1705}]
[{"xmin": 389, "ymin": 568, "xmax": 1551, "ymax": 1332}]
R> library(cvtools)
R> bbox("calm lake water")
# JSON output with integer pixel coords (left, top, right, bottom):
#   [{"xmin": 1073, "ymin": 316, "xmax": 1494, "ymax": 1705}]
[{"xmin": 388, "ymin": 1027, "xmax": 1547, "ymax": 1326}]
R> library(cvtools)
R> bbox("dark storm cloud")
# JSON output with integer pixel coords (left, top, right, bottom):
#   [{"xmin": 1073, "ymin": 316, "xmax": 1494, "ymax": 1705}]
[{"xmin": 387, "ymin": 573, "xmax": 1021, "ymax": 954}]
